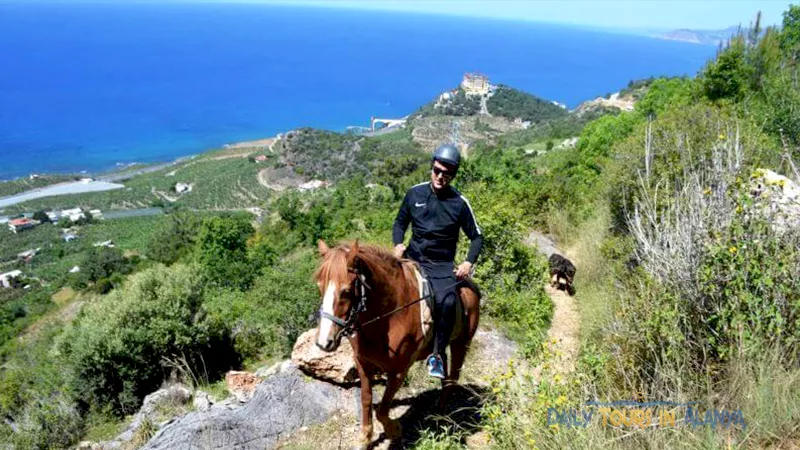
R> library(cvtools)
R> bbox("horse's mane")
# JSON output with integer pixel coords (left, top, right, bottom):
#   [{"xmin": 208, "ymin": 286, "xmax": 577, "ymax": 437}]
[{"xmin": 315, "ymin": 242, "xmax": 417, "ymax": 292}]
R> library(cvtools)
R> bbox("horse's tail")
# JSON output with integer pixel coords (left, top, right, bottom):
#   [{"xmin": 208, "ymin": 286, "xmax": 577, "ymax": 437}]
[{"xmin": 458, "ymin": 278, "xmax": 482, "ymax": 300}]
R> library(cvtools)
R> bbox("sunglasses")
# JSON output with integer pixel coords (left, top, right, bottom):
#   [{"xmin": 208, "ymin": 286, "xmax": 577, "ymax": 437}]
[{"xmin": 432, "ymin": 166, "xmax": 455, "ymax": 179}]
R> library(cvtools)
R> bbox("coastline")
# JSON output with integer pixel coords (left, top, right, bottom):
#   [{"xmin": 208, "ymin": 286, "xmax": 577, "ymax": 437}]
[
  {"xmin": 0, "ymin": 180, "xmax": 126, "ymax": 209},
  {"xmin": 0, "ymin": 135, "xmax": 279, "ymax": 210}
]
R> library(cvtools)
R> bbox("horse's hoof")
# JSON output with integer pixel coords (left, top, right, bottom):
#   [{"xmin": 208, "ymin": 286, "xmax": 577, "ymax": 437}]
[
  {"xmin": 383, "ymin": 419, "xmax": 402, "ymax": 440},
  {"xmin": 354, "ymin": 437, "xmax": 370, "ymax": 450},
  {"xmin": 356, "ymin": 426, "xmax": 372, "ymax": 450}
]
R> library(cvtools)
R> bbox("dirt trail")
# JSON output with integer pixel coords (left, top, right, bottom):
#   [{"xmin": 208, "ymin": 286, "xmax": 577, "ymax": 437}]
[
  {"xmin": 541, "ymin": 284, "xmax": 580, "ymax": 374},
  {"xmin": 527, "ymin": 230, "xmax": 581, "ymax": 376}
]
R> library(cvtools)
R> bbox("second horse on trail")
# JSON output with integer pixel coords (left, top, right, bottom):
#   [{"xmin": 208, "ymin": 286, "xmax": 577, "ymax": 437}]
[{"xmin": 314, "ymin": 240, "xmax": 481, "ymax": 450}]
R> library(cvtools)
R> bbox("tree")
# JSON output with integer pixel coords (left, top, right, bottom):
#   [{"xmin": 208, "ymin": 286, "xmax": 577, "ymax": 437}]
[
  {"xmin": 32, "ymin": 210, "xmax": 49, "ymax": 224},
  {"xmin": 70, "ymin": 247, "xmax": 133, "ymax": 291},
  {"xmin": 780, "ymin": 4, "xmax": 800, "ymax": 62},
  {"xmin": 702, "ymin": 36, "xmax": 751, "ymax": 102},
  {"xmin": 195, "ymin": 215, "xmax": 256, "ymax": 290},
  {"xmin": 146, "ymin": 212, "xmax": 201, "ymax": 264}
]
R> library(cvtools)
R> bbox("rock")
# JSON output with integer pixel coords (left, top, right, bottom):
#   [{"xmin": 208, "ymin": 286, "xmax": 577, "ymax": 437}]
[
  {"xmin": 138, "ymin": 384, "xmax": 192, "ymax": 418},
  {"xmin": 279, "ymin": 360, "xmax": 294, "ymax": 373},
  {"xmin": 192, "ymin": 391, "xmax": 212, "ymax": 411},
  {"xmin": 98, "ymin": 384, "xmax": 192, "ymax": 449},
  {"xmin": 291, "ymin": 329, "xmax": 358, "ymax": 384},
  {"xmin": 140, "ymin": 365, "xmax": 349, "ymax": 450},
  {"xmin": 750, "ymin": 169, "xmax": 800, "ymax": 233},
  {"xmin": 525, "ymin": 231, "xmax": 558, "ymax": 258},
  {"xmin": 225, "ymin": 371, "xmax": 263, "ymax": 403},
  {"xmin": 254, "ymin": 361, "xmax": 283, "ymax": 378}
]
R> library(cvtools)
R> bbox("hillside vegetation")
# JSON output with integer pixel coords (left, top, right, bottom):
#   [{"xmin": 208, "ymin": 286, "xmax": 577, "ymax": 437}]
[
  {"xmin": 475, "ymin": 9, "xmax": 800, "ymax": 450},
  {"xmin": 2, "ymin": 7, "xmax": 800, "ymax": 450},
  {"xmin": 486, "ymin": 85, "xmax": 568, "ymax": 123}
]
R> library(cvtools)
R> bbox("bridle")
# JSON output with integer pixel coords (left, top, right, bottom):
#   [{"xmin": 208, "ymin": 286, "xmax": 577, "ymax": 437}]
[
  {"xmin": 317, "ymin": 265, "xmax": 370, "ymax": 344},
  {"xmin": 316, "ymin": 263, "xmax": 467, "ymax": 347}
]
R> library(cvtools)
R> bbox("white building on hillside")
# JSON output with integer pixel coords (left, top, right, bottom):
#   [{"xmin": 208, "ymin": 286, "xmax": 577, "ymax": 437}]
[
  {"xmin": 0, "ymin": 270, "xmax": 23, "ymax": 288},
  {"xmin": 61, "ymin": 208, "xmax": 85, "ymax": 222},
  {"xmin": 461, "ymin": 73, "xmax": 490, "ymax": 95}
]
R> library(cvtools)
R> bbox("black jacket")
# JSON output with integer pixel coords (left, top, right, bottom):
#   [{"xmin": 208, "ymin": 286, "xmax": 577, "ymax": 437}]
[{"xmin": 393, "ymin": 182, "xmax": 483, "ymax": 266}]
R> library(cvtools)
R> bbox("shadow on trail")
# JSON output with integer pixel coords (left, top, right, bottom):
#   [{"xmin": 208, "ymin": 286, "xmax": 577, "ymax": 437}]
[{"xmin": 369, "ymin": 383, "xmax": 491, "ymax": 449}]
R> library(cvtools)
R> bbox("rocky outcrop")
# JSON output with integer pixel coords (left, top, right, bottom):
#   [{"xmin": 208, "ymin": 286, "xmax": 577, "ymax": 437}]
[
  {"xmin": 91, "ymin": 384, "xmax": 193, "ymax": 449},
  {"xmin": 225, "ymin": 371, "xmax": 263, "ymax": 403},
  {"xmin": 750, "ymin": 168, "xmax": 800, "ymax": 233},
  {"xmin": 291, "ymin": 329, "xmax": 358, "ymax": 384},
  {"xmin": 141, "ymin": 364, "xmax": 350, "ymax": 450},
  {"xmin": 573, "ymin": 92, "xmax": 635, "ymax": 116}
]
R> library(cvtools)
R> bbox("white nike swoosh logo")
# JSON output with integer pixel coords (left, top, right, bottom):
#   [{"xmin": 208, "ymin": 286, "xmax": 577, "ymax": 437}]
[{"xmin": 415, "ymin": 202, "xmax": 426, "ymax": 207}]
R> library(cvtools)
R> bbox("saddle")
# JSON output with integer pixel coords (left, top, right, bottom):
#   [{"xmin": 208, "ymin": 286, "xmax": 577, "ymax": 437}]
[{"xmin": 408, "ymin": 262, "xmax": 466, "ymax": 344}]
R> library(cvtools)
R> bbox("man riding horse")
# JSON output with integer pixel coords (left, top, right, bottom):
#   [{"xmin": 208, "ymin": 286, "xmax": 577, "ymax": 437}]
[{"xmin": 393, "ymin": 143, "xmax": 483, "ymax": 379}]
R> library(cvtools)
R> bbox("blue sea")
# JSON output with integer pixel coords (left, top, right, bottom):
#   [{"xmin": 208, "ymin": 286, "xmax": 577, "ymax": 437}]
[{"xmin": 0, "ymin": 2, "xmax": 716, "ymax": 180}]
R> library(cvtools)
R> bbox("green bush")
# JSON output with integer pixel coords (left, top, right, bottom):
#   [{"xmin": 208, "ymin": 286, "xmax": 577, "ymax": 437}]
[
  {"xmin": 203, "ymin": 250, "xmax": 320, "ymax": 362},
  {"xmin": 702, "ymin": 36, "xmax": 751, "ymax": 102},
  {"xmin": 697, "ymin": 186, "xmax": 800, "ymax": 362},
  {"xmin": 58, "ymin": 264, "xmax": 236, "ymax": 416},
  {"xmin": 145, "ymin": 212, "xmax": 202, "ymax": 265},
  {"xmin": 69, "ymin": 247, "xmax": 135, "ymax": 291},
  {"xmin": 195, "ymin": 215, "xmax": 257, "ymax": 290},
  {"xmin": 11, "ymin": 393, "xmax": 84, "ymax": 450}
]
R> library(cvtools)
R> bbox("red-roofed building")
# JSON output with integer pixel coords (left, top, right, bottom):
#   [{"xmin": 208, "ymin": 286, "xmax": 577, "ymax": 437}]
[{"xmin": 8, "ymin": 218, "xmax": 39, "ymax": 234}]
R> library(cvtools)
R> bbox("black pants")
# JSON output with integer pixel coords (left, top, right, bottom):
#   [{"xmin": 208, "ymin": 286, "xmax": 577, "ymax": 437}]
[{"xmin": 421, "ymin": 262, "xmax": 458, "ymax": 358}]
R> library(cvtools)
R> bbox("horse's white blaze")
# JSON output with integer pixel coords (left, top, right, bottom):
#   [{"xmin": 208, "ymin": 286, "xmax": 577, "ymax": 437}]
[{"xmin": 317, "ymin": 281, "xmax": 338, "ymax": 346}]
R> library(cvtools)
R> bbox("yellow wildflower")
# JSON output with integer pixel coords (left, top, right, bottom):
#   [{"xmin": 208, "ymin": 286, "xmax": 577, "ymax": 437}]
[{"xmin": 728, "ymin": 246, "xmax": 737, "ymax": 254}]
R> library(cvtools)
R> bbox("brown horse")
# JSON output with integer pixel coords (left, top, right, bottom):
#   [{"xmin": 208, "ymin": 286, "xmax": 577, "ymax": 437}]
[{"xmin": 314, "ymin": 240, "xmax": 481, "ymax": 449}]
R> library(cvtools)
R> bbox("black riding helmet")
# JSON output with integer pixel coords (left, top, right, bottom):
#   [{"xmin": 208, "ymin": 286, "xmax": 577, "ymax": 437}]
[{"xmin": 432, "ymin": 143, "xmax": 461, "ymax": 172}]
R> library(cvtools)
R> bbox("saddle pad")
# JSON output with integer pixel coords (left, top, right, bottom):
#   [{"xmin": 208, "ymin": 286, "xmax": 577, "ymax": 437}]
[{"xmin": 411, "ymin": 265, "xmax": 434, "ymax": 339}]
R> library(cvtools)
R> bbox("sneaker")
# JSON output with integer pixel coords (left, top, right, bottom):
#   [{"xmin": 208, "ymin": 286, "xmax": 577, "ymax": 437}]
[{"xmin": 426, "ymin": 354, "xmax": 446, "ymax": 379}]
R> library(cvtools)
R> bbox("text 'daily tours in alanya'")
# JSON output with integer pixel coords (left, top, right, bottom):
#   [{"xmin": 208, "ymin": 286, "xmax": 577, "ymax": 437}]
[{"xmin": 547, "ymin": 401, "xmax": 746, "ymax": 430}]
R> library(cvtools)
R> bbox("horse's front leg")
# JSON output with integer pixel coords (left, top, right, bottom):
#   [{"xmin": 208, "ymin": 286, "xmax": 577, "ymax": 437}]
[
  {"xmin": 375, "ymin": 371, "xmax": 405, "ymax": 440},
  {"xmin": 356, "ymin": 362, "xmax": 373, "ymax": 450}
]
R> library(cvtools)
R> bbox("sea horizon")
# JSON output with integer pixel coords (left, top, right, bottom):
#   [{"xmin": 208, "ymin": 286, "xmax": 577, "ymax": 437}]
[{"xmin": 0, "ymin": 2, "xmax": 718, "ymax": 181}]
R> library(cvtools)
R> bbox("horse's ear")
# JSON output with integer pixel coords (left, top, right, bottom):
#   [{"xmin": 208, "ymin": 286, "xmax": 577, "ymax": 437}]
[
  {"xmin": 346, "ymin": 240, "xmax": 360, "ymax": 265},
  {"xmin": 317, "ymin": 240, "xmax": 330, "ymax": 257}
]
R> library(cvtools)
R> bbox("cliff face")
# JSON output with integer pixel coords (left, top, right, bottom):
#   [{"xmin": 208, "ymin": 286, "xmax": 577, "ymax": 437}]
[
  {"xmin": 657, "ymin": 26, "xmax": 739, "ymax": 46},
  {"xmin": 661, "ymin": 29, "xmax": 702, "ymax": 44}
]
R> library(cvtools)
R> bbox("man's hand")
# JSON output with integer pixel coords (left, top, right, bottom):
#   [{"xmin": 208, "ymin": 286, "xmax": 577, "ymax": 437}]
[
  {"xmin": 455, "ymin": 261, "xmax": 473, "ymax": 280},
  {"xmin": 394, "ymin": 244, "xmax": 406, "ymax": 259}
]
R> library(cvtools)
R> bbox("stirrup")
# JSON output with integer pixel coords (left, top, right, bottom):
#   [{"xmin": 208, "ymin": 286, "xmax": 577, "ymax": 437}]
[{"xmin": 427, "ymin": 354, "xmax": 446, "ymax": 379}]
